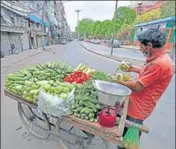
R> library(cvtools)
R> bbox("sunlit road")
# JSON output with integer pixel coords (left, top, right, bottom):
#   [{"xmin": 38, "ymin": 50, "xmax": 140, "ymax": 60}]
[
  {"xmin": 79, "ymin": 41, "xmax": 146, "ymax": 61},
  {"xmin": 1, "ymin": 41, "xmax": 175, "ymax": 149}
]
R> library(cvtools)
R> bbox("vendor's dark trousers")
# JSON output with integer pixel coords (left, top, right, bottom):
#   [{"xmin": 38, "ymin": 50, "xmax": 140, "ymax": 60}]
[{"xmin": 118, "ymin": 116, "xmax": 144, "ymax": 149}]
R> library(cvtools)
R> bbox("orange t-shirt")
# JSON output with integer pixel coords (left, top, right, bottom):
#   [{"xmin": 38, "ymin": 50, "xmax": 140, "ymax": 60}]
[{"xmin": 128, "ymin": 50, "xmax": 174, "ymax": 120}]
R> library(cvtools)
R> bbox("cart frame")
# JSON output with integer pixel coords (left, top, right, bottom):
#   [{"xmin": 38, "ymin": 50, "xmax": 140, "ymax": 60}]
[{"xmin": 4, "ymin": 89, "xmax": 149, "ymax": 148}]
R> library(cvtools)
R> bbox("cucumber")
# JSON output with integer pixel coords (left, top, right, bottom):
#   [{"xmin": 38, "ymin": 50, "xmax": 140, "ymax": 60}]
[
  {"xmin": 88, "ymin": 113, "xmax": 95, "ymax": 118},
  {"xmin": 74, "ymin": 113, "xmax": 77, "ymax": 117},
  {"xmin": 14, "ymin": 81, "xmax": 25, "ymax": 85},
  {"xmin": 74, "ymin": 107, "xmax": 83, "ymax": 113},
  {"xmin": 80, "ymin": 107, "xmax": 88, "ymax": 114},
  {"xmin": 81, "ymin": 114, "xmax": 87, "ymax": 117},
  {"xmin": 79, "ymin": 100, "xmax": 84, "ymax": 106},
  {"xmin": 95, "ymin": 104, "xmax": 101, "ymax": 110},
  {"xmin": 8, "ymin": 76, "xmax": 27, "ymax": 81},
  {"xmin": 94, "ymin": 118, "xmax": 98, "ymax": 122},
  {"xmin": 80, "ymin": 116, "xmax": 84, "ymax": 119},
  {"xmin": 90, "ymin": 118, "xmax": 94, "ymax": 122},
  {"xmin": 85, "ymin": 109, "xmax": 94, "ymax": 114}
]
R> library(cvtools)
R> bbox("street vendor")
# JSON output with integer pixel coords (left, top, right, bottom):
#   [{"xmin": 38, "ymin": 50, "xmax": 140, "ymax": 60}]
[{"xmin": 117, "ymin": 27, "xmax": 174, "ymax": 149}]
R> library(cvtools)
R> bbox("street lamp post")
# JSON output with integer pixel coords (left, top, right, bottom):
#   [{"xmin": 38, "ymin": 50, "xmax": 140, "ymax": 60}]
[
  {"xmin": 75, "ymin": 9, "xmax": 81, "ymax": 40},
  {"xmin": 111, "ymin": 0, "xmax": 118, "ymax": 56}
]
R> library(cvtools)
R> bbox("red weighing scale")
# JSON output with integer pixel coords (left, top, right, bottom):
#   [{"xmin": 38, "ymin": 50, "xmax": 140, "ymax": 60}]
[{"xmin": 93, "ymin": 80, "xmax": 131, "ymax": 128}]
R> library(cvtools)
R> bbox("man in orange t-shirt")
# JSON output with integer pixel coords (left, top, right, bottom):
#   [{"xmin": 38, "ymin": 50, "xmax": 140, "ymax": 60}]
[{"xmin": 118, "ymin": 27, "xmax": 174, "ymax": 149}]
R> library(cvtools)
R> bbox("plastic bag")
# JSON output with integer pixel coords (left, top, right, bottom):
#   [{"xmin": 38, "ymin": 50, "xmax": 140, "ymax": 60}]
[
  {"xmin": 37, "ymin": 88, "xmax": 75, "ymax": 118},
  {"xmin": 123, "ymin": 125, "xmax": 141, "ymax": 149}
]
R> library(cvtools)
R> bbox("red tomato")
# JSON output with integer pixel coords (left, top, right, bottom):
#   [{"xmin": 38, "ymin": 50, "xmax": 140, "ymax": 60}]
[
  {"xmin": 70, "ymin": 75, "xmax": 75, "ymax": 80},
  {"xmin": 80, "ymin": 76, "xmax": 85, "ymax": 81},
  {"xmin": 66, "ymin": 78, "xmax": 71, "ymax": 82},
  {"xmin": 69, "ymin": 78, "xmax": 74, "ymax": 82},
  {"xmin": 73, "ymin": 74, "xmax": 78, "ymax": 78},
  {"xmin": 76, "ymin": 78, "xmax": 82, "ymax": 84},
  {"xmin": 64, "ymin": 78, "xmax": 67, "ymax": 82}
]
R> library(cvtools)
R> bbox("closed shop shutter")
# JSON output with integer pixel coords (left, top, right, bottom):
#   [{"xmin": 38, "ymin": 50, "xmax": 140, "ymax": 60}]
[
  {"xmin": 1, "ymin": 32, "xmax": 11, "ymax": 55},
  {"xmin": 21, "ymin": 33, "xmax": 30, "ymax": 50}
]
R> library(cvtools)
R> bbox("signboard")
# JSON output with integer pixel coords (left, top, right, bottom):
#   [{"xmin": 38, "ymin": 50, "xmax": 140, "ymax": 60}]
[{"xmin": 166, "ymin": 22, "xmax": 175, "ymax": 28}]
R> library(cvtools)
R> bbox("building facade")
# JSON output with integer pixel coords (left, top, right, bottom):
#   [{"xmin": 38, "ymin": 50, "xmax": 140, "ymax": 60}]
[
  {"xmin": 130, "ymin": 1, "xmax": 164, "ymax": 15},
  {"xmin": 1, "ymin": 1, "xmax": 30, "ymax": 55},
  {"xmin": 130, "ymin": 1, "xmax": 159, "ymax": 8},
  {"xmin": 1, "ymin": 0, "xmax": 69, "ymax": 56},
  {"xmin": 55, "ymin": 1, "xmax": 69, "ymax": 43},
  {"xmin": 133, "ymin": 16, "xmax": 175, "ymax": 51}
]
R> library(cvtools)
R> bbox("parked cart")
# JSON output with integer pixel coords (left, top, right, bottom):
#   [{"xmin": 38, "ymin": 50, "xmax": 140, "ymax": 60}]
[{"xmin": 4, "ymin": 86, "xmax": 149, "ymax": 149}]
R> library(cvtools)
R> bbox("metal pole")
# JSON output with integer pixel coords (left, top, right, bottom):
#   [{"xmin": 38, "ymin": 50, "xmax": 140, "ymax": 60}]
[
  {"xmin": 75, "ymin": 10, "xmax": 81, "ymax": 40},
  {"xmin": 111, "ymin": 0, "xmax": 118, "ymax": 56},
  {"xmin": 42, "ymin": 8, "xmax": 45, "ymax": 50}
]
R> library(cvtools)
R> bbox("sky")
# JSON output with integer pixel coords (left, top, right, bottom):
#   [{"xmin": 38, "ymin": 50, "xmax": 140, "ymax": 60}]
[{"xmin": 64, "ymin": 1, "xmax": 132, "ymax": 31}]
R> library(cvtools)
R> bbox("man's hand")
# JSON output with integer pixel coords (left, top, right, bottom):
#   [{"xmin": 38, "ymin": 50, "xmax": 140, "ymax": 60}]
[
  {"xmin": 116, "ymin": 78, "xmax": 124, "ymax": 85},
  {"xmin": 125, "ymin": 65, "xmax": 142, "ymax": 73}
]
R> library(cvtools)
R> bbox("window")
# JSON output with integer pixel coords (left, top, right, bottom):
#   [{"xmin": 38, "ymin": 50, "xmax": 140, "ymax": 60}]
[{"xmin": 10, "ymin": 16, "xmax": 15, "ymax": 25}]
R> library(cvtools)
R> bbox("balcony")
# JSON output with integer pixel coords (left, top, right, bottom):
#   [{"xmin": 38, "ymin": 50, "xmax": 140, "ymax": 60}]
[
  {"xmin": 1, "ymin": 24, "xmax": 26, "ymax": 33},
  {"xmin": 1, "ymin": 1, "xmax": 30, "ymax": 17}
]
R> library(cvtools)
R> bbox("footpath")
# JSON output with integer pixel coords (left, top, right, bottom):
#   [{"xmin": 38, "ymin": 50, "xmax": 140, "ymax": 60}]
[{"xmin": 1, "ymin": 44, "xmax": 63, "ymax": 73}]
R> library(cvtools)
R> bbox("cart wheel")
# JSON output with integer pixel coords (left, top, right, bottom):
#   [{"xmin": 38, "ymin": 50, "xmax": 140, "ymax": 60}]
[
  {"xmin": 57, "ymin": 118, "xmax": 110, "ymax": 149},
  {"xmin": 18, "ymin": 102, "xmax": 51, "ymax": 140}
]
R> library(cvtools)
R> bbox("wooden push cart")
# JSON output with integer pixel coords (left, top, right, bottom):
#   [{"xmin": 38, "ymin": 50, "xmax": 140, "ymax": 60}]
[{"xmin": 4, "ymin": 90, "xmax": 149, "ymax": 149}]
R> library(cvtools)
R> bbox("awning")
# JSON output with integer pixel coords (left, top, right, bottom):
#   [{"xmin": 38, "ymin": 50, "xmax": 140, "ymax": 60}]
[
  {"xmin": 135, "ymin": 16, "xmax": 176, "ymax": 27},
  {"xmin": 27, "ymin": 13, "xmax": 50, "ymax": 27}
]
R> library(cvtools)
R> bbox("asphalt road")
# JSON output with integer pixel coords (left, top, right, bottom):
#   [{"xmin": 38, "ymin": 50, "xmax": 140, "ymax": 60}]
[
  {"xmin": 1, "ymin": 41, "xmax": 175, "ymax": 149},
  {"xmin": 80, "ymin": 42, "xmax": 146, "ymax": 61}
]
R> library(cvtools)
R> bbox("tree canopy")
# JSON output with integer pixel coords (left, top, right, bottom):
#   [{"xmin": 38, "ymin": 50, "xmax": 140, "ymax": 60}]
[
  {"xmin": 136, "ymin": 8, "xmax": 161, "ymax": 24},
  {"xmin": 77, "ymin": 6, "xmax": 137, "ymax": 38},
  {"xmin": 161, "ymin": 1, "xmax": 175, "ymax": 18},
  {"xmin": 114, "ymin": 6, "xmax": 136, "ymax": 25}
]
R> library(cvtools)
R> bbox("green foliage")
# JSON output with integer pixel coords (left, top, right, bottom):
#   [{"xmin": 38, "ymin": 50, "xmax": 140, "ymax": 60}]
[
  {"xmin": 136, "ymin": 8, "xmax": 162, "ymax": 23},
  {"xmin": 77, "ymin": 7, "xmax": 136, "ymax": 38},
  {"xmin": 161, "ymin": 1, "xmax": 175, "ymax": 18},
  {"xmin": 78, "ymin": 18, "xmax": 94, "ymax": 37},
  {"xmin": 115, "ymin": 7, "xmax": 137, "ymax": 25}
]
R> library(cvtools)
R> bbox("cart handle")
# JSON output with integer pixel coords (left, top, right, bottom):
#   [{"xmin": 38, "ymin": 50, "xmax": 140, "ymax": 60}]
[{"xmin": 124, "ymin": 120, "xmax": 149, "ymax": 134}]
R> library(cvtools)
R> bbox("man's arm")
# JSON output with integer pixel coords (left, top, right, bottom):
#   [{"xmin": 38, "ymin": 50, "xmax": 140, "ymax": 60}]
[
  {"xmin": 118, "ymin": 63, "xmax": 162, "ymax": 91},
  {"xmin": 127, "ymin": 65, "xmax": 142, "ymax": 73},
  {"xmin": 118, "ymin": 80, "xmax": 144, "ymax": 92}
]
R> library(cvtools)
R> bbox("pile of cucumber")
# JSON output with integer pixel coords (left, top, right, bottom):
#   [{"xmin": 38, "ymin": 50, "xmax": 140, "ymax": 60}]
[
  {"xmin": 5, "ymin": 61, "xmax": 74, "ymax": 104},
  {"xmin": 70, "ymin": 81, "xmax": 101, "ymax": 122}
]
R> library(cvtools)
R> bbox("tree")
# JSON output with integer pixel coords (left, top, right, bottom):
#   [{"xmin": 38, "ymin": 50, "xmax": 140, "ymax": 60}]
[
  {"xmin": 77, "ymin": 7, "xmax": 137, "ymax": 39},
  {"xmin": 136, "ymin": 8, "xmax": 161, "ymax": 23},
  {"xmin": 78, "ymin": 18, "xmax": 94, "ymax": 37},
  {"xmin": 92, "ymin": 21, "xmax": 101, "ymax": 36},
  {"xmin": 161, "ymin": 1, "xmax": 175, "ymax": 18},
  {"xmin": 115, "ymin": 7, "xmax": 137, "ymax": 25}
]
